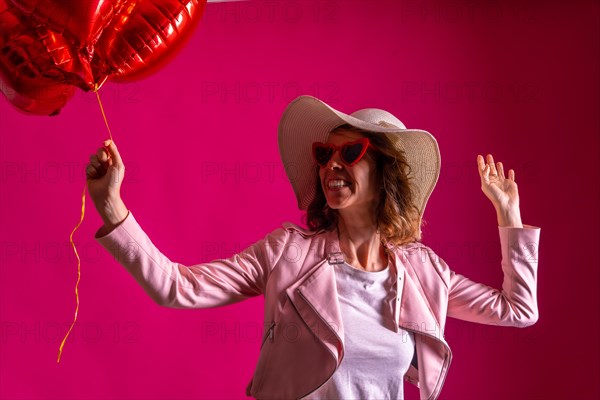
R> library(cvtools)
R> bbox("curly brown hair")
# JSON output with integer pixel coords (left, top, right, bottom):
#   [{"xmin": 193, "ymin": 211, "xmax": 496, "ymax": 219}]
[{"xmin": 304, "ymin": 124, "xmax": 425, "ymax": 246}]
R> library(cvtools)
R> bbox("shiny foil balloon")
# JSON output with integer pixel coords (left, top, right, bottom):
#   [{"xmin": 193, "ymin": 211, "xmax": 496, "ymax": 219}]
[
  {"xmin": 1, "ymin": 0, "xmax": 206, "ymax": 114},
  {"xmin": 92, "ymin": 0, "xmax": 206, "ymax": 84},
  {"xmin": 8, "ymin": 0, "xmax": 134, "ymax": 88},
  {"xmin": 8, "ymin": 0, "xmax": 131, "ymax": 49},
  {"xmin": 0, "ymin": 0, "xmax": 76, "ymax": 115},
  {"xmin": 0, "ymin": 70, "xmax": 75, "ymax": 116}
]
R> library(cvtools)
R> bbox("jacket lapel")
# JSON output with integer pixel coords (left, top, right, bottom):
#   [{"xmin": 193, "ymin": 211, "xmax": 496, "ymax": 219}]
[
  {"xmin": 284, "ymin": 231, "xmax": 449, "ymax": 375},
  {"xmin": 394, "ymin": 249, "xmax": 452, "ymax": 400},
  {"xmin": 285, "ymin": 259, "xmax": 345, "ymax": 365},
  {"xmin": 396, "ymin": 256, "xmax": 444, "ymax": 340}
]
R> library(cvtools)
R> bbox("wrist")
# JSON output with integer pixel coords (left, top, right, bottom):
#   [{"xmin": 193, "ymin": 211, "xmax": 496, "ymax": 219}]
[
  {"xmin": 99, "ymin": 197, "xmax": 129, "ymax": 229},
  {"xmin": 496, "ymin": 207, "xmax": 523, "ymax": 228}
]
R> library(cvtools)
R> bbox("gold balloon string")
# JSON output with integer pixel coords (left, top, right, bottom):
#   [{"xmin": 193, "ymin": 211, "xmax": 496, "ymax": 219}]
[
  {"xmin": 56, "ymin": 84, "xmax": 113, "ymax": 363},
  {"xmin": 94, "ymin": 83, "xmax": 114, "ymax": 142},
  {"xmin": 56, "ymin": 182, "xmax": 85, "ymax": 363}
]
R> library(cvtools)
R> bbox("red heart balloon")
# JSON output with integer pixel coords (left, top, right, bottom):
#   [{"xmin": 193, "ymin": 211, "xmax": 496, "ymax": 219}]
[
  {"xmin": 0, "ymin": 0, "xmax": 76, "ymax": 115},
  {"xmin": 92, "ymin": 0, "xmax": 206, "ymax": 85},
  {"xmin": 1, "ymin": 0, "xmax": 206, "ymax": 113},
  {"xmin": 0, "ymin": 68, "xmax": 74, "ymax": 116},
  {"xmin": 8, "ymin": 0, "xmax": 131, "ymax": 48}
]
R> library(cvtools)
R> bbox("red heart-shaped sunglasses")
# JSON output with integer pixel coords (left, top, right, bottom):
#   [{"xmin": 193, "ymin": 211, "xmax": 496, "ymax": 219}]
[{"xmin": 312, "ymin": 138, "xmax": 376, "ymax": 167}]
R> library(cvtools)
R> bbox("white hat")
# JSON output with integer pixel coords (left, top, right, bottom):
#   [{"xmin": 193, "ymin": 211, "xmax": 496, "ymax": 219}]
[{"xmin": 278, "ymin": 95, "xmax": 441, "ymax": 218}]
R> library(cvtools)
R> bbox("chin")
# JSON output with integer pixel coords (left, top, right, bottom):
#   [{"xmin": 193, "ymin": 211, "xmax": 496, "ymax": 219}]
[{"xmin": 326, "ymin": 199, "xmax": 351, "ymax": 210}]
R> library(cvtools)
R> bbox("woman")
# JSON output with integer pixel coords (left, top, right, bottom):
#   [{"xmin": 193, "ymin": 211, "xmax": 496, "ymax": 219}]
[{"xmin": 86, "ymin": 95, "xmax": 540, "ymax": 400}]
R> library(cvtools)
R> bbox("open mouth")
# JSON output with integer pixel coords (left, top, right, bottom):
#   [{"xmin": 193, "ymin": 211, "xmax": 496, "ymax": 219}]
[{"xmin": 327, "ymin": 179, "xmax": 352, "ymax": 189}]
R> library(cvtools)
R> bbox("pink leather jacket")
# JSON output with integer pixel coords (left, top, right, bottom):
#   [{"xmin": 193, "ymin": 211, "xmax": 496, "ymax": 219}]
[{"xmin": 96, "ymin": 212, "xmax": 541, "ymax": 400}]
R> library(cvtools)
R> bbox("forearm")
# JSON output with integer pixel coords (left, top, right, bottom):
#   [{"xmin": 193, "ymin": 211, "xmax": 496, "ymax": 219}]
[
  {"xmin": 95, "ymin": 212, "xmax": 269, "ymax": 308},
  {"xmin": 497, "ymin": 224, "xmax": 540, "ymax": 326},
  {"xmin": 447, "ymin": 224, "xmax": 540, "ymax": 327},
  {"xmin": 96, "ymin": 197, "xmax": 129, "ymax": 236},
  {"xmin": 95, "ymin": 212, "xmax": 215, "ymax": 308},
  {"xmin": 496, "ymin": 206, "xmax": 523, "ymax": 228}
]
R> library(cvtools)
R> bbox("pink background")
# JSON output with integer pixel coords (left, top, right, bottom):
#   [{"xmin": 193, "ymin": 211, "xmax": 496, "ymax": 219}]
[{"xmin": 1, "ymin": 1, "xmax": 599, "ymax": 399}]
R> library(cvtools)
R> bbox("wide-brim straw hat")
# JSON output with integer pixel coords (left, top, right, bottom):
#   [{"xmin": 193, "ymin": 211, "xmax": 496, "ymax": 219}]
[{"xmin": 278, "ymin": 95, "xmax": 441, "ymax": 219}]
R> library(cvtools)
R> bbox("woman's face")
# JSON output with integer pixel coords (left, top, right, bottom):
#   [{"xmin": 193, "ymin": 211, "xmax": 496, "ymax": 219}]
[{"xmin": 318, "ymin": 129, "xmax": 379, "ymax": 213}]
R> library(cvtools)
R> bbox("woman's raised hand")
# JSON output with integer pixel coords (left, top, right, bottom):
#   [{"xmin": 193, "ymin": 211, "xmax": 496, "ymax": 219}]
[
  {"xmin": 86, "ymin": 140, "xmax": 129, "ymax": 232},
  {"xmin": 477, "ymin": 154, "xmax": 523, "ymax": 228}
]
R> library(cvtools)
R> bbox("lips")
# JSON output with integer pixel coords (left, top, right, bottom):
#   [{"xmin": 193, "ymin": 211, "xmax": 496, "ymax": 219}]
[{"xmin": 327, "ymin": 178, "xmax": 352, "ymax": 190}]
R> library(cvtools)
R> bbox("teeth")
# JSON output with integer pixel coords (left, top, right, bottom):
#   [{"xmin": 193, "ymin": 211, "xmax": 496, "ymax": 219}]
[{"xmin": 328, "ymin": 179, "xmax": 350, "ymax": 189}]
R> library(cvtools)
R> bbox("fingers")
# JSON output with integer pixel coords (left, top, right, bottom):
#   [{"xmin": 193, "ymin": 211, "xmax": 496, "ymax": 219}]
[
  {"xmin": 476, "ymin": 154, "xmax": 488, "ymax": 183},
  {"xmin": 476, "ymin": 154, "xmax": 485, "ymax": 172},
  {"xmin": 86, "ymin": 162, "xmax": 103, "ymax": 179},
  {"xmin": 96, "ymin": 146, "xmax": 110, "ymax": 163},
  {"xmin": 103, "ymin": 139, "xmax": 124, "ymax": 168},
  {"xmin": 486, "ymin": 154, "xmax": 498, "ymax": 177},
  {"xmin": 87, "ymin": 139, "xmax": 122, "ymax": 180},
  {"xmin": 87, "ymin": 152, "xmax": 107, "ymax": 179},
  {"xmin": 477, "ymin": 154, "xmax": 516, "ymax": 182},
  {"xmin": 477, "ymin": 154, "xmax": 493, "ymax": 182},
  {"xmin": 508, "ymin": 169, "xmax": 515, "ymax": 181},
  {"xmin": 497, "ymin": 161, "xmax": 506, "ymax": 179},
  {"xmin": 89, "ymin": 154, "xmax": 101, "ymax": 169}
]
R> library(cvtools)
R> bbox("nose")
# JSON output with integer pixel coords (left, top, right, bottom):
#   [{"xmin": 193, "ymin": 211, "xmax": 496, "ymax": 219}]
[{"xmin": 325, "ymin": 149, "xmax": 343, "ymax": 170}]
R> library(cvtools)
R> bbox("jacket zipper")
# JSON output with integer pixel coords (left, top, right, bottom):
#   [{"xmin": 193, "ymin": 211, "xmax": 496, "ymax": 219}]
[
  {"xmin": 251, "ymin": 321, "xmax": 276, "ymax": 395},
  {"xmin": 261, "ymin": 321, "xmax": 275, "ymax": 348},
  {"xmin": 294, "ymin": 288, "xmax": 344, "ymax": 399}
]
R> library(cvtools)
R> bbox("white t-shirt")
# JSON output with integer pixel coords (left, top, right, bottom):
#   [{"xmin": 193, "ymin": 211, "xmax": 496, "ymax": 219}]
[{"xmin": 303, "ymin": 261, "xmax": 415, "ymax": 400}]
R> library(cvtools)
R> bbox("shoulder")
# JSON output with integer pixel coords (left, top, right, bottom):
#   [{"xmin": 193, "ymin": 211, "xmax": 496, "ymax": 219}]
[
  {"xmin": 393, "ymin": 240, "xmax": 438, "ymax": 263},
  {"xmin": 256, "ymin": 222, "xmax": 326, "ymax": 250},
  {"xmin": 281, "ymin": 222, "xmax": 325, "ymax": 239},
  {"xmin": 253, "ymin": 222, "xmax": 328, "ymax": 270},
  {"xmin": 392, "ymin": 241, "xmax": 451, "ymax": 287}
]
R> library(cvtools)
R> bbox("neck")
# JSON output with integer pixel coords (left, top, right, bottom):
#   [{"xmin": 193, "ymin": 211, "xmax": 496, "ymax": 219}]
[{"xmin": 336, "ymin": 211, "xmax": 388, "ymax": 272}]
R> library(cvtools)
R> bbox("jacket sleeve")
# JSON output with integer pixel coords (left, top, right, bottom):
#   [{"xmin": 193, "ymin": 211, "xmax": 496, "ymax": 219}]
[
  {"xmin": 436, "ymin": 224, "xmax": 541, "ymax": 328},
  {"xmin": 95, "ymin": 211, "xmax": 290, "ymax": 309}
]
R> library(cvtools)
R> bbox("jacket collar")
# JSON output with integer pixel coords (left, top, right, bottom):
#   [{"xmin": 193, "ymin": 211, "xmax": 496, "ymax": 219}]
[{"xmin": 284, "ymin": 227, "xmax": 446, "ymax": 363}]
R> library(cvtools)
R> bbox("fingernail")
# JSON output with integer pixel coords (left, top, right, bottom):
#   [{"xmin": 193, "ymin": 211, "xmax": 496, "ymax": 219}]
[{"xmin": 103, "ymin": 139, "xmax": 112, "ymax": 147}]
